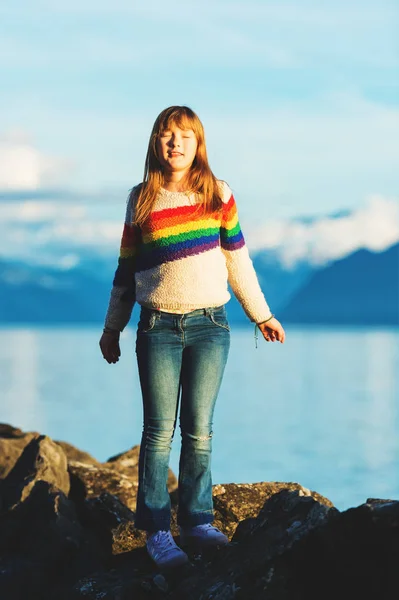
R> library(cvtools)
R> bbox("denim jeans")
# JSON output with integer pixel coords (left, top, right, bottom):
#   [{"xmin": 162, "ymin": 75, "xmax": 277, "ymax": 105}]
[{"xmin": 134, "ymin": 305, "xmax": 230, "ymax": 532}]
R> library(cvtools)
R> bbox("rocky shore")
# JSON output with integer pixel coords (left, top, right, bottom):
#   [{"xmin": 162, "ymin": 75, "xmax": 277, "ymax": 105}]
[{"xmin": 0, "ymin": 424, "xmax": 398, "ymax": 599}]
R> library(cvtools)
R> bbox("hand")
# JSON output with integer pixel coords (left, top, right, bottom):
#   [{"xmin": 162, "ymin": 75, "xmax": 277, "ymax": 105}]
[
  {"xmin": 99, "ymin": 331, "xmax": 121, "ymax": 364},
  {"xmin": 257, "ymin": 317, "xmax": 285, "ymax": 344}
]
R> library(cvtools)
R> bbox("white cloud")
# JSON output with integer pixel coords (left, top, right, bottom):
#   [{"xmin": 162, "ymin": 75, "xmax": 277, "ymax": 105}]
[
  {"xmin": 0, "ymin": 131, "xmax": 75, "ymax": 189},
  {"xmin": 248, "ymin": 195, "xmax": 399, "ymax": 268},
  {"xmin": 0, "ymin": 201, "xmax": 86, "ymax": 221},
  {"xmin": 0, "ymin": 198, "xmax": 122, "ymax": 267},
  {"xmin": 0, "ymin": 191, "xmax": 397, "ymax": 274}
]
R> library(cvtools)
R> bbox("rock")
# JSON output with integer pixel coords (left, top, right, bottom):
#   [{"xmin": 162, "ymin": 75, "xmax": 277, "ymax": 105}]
[
  {"xmin": 106, "ymin": 444, "xmax": 178, "ymax": 494},
  {"xmin": 105, "ymin": 446, "xmax": 141, "ymax": 473},
  {"xmin": 0, "ymin": 424, "xmax": 34, "ymax": 439},
  {"xmin": 69, "ymin": 445, "xmax": 177, "ymax": 513},
  {"xmin": 0, "ymin": 423, "xmax": 39, "ymax": 479},
  {"xmin": 210, "ymin": 481, "xmax": 333, "ymax": 540},
  {"xmin": 166, "ymin": 488, "xmax": 337, "ymax": 599},
  {"xmin": 68, "ymin": 460, "xmax": 140, "ymax": 512},
  {"xmin": 1, "ymin": 424, "xmax": 399, "ymax": 600},
  {"xmin": 56, "ymin": 440, "xmax": 101, "ymax": 466},
  {"xmin": 0, "ymin": 434, "xmax": 70, "ymax": 511},
  {"xmin": 80, "ymin": 492, "xmax": 144, "ymax": 556},
  {"xmin": 287, "ymin": 497, "xmax": 399, "ymax": 599},
  {"xmin": 0, "ymin": 480, "xmax": 82, "ymax": 557},
  {"xmin": 0, "ymin": 480, "xmax": 104, "ymax": 600},
  {"xmin": 111, "ymin": 520, "xmax": 147, "ymax": 555}
]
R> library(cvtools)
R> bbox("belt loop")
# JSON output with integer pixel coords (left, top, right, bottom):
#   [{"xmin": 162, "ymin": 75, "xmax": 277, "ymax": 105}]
[{"xmin": 204, "ymin": 307, "xmax": 211, "ymax": 316}]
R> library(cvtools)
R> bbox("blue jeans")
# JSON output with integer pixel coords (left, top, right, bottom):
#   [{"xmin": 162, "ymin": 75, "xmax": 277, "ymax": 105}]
[{"xmin": 134, "ymin": 305, "xmax": 230, "ymax": 532}]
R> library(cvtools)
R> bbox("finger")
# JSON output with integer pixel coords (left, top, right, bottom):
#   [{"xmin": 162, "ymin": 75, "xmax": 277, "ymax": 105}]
[
  {"xmin": 105, "ymin": 342, "xmax": 120, "ymax": 359},
  {"xmin": 102, "ymin": 347, "xmax": 119, "ymax": 363},
  {"xmin": 105, "ymin": 355, "xmax": 119, "ymax": 364}
]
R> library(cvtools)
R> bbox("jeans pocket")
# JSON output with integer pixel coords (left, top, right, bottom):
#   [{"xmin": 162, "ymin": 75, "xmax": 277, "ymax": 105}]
[
  {"xmin": 138, "ymin": 311, "xmax": 157, "ymax": 333},
  {"xmin": 209, "ymin": 311, "xmax": 230, "ymax": 332}
]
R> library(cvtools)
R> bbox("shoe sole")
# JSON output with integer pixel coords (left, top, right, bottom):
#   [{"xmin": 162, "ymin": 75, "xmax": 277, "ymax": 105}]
[{"xmin": 148, "ymin": 550, "xmax": 189, "ymax": 570}]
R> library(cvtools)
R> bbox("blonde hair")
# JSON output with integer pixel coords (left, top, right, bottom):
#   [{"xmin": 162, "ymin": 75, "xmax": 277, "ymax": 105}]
[{"xmin": 131, "ymin": 106, "xmax": 223, "ymax": 226}]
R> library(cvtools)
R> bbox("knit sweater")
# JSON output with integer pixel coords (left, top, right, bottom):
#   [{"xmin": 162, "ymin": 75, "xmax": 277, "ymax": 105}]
[{"xmin": 104, "ymin": 181, "xmax": 272, "ymax": 331}]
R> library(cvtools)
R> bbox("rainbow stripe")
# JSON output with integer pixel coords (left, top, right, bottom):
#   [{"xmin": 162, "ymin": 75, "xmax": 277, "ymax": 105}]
[
  {"xmin": 113, "ymin": 223, "xmax": 140, "ymax": 287},
  {"xmin": 117, "ymin": 194, "xmax": 245, "ymax": 275},
  {"xmin": 220, "ymin": 195, "xmax": 245, "ymax": 251}
]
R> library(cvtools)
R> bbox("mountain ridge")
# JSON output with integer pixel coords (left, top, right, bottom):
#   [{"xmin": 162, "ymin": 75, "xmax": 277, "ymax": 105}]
[{"xmin": 0, "ymin": 244, "xmax": 397, "ymax": 326}]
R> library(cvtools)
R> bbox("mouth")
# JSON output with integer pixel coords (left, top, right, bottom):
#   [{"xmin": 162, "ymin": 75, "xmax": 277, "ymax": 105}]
[{"xmin": 168, "ymin": 152, "xmax": 183, "ymax": 157}]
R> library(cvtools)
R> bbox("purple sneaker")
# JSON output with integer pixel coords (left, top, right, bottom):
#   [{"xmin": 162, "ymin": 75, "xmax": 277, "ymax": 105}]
[
  {"xmin": 146, "ymin": 530, "xmax": 189, "ymax": 569},
  {"xmin": 179, "ymin": 523, "xmax": 229, "ymax": 548}
]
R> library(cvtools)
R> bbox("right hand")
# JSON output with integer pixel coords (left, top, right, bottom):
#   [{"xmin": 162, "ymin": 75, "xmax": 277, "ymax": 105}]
[
  {"xmin": 99, "ymin": 331, "xmax": 121, "ymax": 364},
  {"xmin": 258, "ymin": 317, "xmax": 286, "ymax": 343}
]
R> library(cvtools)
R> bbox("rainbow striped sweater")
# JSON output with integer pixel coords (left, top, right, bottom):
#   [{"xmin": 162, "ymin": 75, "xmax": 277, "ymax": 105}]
[{"xmin": 104, "ymin": 181, "xmax": 271, "ymax": 330}]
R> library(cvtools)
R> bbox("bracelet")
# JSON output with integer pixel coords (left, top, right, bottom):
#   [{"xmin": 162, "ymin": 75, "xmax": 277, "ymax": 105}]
[
  {"xmin": 257, "ymin": 314, "xmax": 275, "ymax": 326},
  {"xmin": 103, "ymin": 326, "xmax": 120, "ymax": 335},
  {"xmin": 254, "ymin": 314, "xmax": 274, "ymax": 349}
]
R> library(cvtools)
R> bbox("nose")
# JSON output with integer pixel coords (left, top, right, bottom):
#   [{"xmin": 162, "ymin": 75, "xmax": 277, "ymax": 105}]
[{"xmin": 169, "ymin": 133, "xmax": 181, "ymax": 148}]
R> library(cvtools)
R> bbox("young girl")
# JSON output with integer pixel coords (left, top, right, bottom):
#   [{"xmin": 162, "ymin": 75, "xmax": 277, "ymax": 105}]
[{"xmin": 99, "ymin": 106, "xmax": 285, "ymax": 569}]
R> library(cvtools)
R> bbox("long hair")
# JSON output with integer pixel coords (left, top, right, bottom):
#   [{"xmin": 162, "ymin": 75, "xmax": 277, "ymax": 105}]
[{"xmin": 131, "ymin": 106, "xmax": 223, "ymax": 226}]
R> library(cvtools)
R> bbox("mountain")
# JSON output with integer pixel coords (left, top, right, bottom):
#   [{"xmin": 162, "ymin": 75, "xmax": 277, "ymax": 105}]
[
  {"xmin": 280, "ymin": 243, "xmax": 399, "ymax": 325},
  {"xmin": 0, "ymin": 244, "xmax": 397, "ymax": 326},
  {"xmin": 0, "ymin": 251, "xmax": 310, "ymax": 326},
  {"xmin": 0, "ymin": 258, "xmax": 112, "ymax": 324},
  {"xmin": 225, "ymin": 250, "xmax": 312, "ymax": 324}
]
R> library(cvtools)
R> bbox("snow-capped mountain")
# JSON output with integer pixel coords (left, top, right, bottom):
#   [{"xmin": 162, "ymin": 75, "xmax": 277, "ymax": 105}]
[{"xmin": 0, "ymin": 189, "xmax": 398, "ymax": 325}]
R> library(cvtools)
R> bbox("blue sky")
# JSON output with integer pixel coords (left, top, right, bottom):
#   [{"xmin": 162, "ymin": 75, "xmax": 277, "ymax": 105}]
[{"xmin": 1, "ymin": 0, "xmax": 398, "ymax": 224}]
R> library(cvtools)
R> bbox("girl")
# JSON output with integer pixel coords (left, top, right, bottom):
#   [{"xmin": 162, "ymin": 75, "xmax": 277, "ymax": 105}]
[{"xmin": 99, "ymin": 106, "xmax": 285, "ymax": 569}]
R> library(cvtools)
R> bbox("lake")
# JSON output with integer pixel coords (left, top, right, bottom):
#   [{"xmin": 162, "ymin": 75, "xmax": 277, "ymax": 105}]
[{"xmin": 1, "ymin": 324, "xmax": 398, "ymax": 512}]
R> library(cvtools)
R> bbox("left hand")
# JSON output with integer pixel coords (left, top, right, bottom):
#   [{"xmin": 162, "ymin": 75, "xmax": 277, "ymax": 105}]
[{"xmin": 257, "ymin": 317, "xmax": 285, "ymax": 343}]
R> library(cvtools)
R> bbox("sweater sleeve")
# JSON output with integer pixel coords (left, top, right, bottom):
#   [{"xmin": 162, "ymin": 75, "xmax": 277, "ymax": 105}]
[
  {"xmin": 104, "ymin": 191, "xmax": 141, "ymax": 331},
  {"xmin": 220, "ymin": 183, "xmax": 272, "ymax": 323}
]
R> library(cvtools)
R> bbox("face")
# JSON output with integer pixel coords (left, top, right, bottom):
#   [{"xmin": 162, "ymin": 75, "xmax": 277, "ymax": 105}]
[{"xmin": 156, "ymin": 124, "xmax": 198, "ymax": 176}]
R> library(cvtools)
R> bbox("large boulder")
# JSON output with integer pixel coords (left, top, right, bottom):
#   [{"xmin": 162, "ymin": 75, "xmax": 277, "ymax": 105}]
[
  {"xmin": 0, "ymin": 480, "xmax": 108, "ymax": 600},
  {"xmin": 0, "ymin": 434, "xmax": 70, "ymax": 511},
  {"xmin": 211, "ymin": 481, "xmax": 333, "ymax": 539},
  {"xmin": 0, "ymin": 424, "xmax": 39, "ymax": 479}
]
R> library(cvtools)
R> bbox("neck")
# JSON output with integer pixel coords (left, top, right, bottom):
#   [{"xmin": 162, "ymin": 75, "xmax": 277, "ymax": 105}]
[{"xmin": 162, "ymin": 170, "xmax": 189, "ymax": 192}]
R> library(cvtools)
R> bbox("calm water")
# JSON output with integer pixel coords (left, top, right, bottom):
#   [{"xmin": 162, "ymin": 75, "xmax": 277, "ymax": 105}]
[{"xmin": 1, "ymin": 324, "xmax": 398, "ymax": 512}]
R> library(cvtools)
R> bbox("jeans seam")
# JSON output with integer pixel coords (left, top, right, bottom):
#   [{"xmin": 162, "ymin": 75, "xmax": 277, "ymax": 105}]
[{"xmin": 178, "ymin": 314, "xmax": 185, "ymax": 346}]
